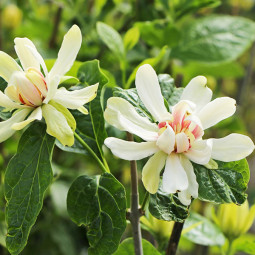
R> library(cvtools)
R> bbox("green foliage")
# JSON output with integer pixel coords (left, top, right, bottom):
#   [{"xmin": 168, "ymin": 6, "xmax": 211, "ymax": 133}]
[
  {"xmin": 193, "ymin": 159, "xmax": 249, "ymax": 204},
  {"xmin": 183, "ymin": 212, "xmax": 225, "ymax": 246},
  {"xmin": 67, "ymin": 173, "xmax": 126, "ymax": 255},
  {"xmin": 233, "ymin": 234, "xmax": 255, "ymax": 254},
  {"xmin": 113, "ymin": 238, "xmax": 161, "ymax": 255},
  {"xmin": 124, "ymin": 27, "xmax": 140, "ymax": 52},
  {"xmin": 149, "ymin": 185, "xmax": 189, "ymax": 222},
  {"xmin": 4, "ymin": 122, "xmax": 55, "ymax": 255},
  {"xmin": 172, "ymin": 15, "xmax": 255, "ymax": 63}
]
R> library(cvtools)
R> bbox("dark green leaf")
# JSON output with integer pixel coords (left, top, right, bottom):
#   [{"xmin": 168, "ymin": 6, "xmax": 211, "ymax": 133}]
[
  {"xmin": 149, "ymin": 185, "xmax": 189, "ymax": 222},
  {"xmin": 193, "ymin": 159, "xmax": 249, "ymax": 204},
  {"xmin": 0, "ymin": 77, "xmax": 7, "ymax": 92},
  {"xmin": 113, "ymin": 238, "xmax": 161, "ymax": 255},
  {"xmin": 172, "ymin": 15, "xmax": 255, "ymax": 63},
  {"xmin": 67, "ymin": 173, "xmax": 126, "ymax": 255},
  {"xmin": 158, "ymin": 74, "xmax": 183, "ymax": 107},
  {"xmin": 4, "ymin": 122, "xmax": 55, "ymax": 255},
  {"xmin": 183, "ymin": 212, "xmax": 225, "ymax": 246}
]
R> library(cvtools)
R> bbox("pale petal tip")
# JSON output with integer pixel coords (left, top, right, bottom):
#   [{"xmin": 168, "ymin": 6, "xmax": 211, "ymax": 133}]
[
  {"xmin": 193, "ymin": 75, "xmax": 207, "ymax": 87},
  {"xmin": 137, "ymin": 64, "xmax": 154, "ymax": 75}
]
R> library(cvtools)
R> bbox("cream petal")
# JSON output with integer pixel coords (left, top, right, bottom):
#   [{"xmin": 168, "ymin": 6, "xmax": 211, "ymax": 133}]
[
  {"xmin": 197, "ymin": 97, "xmax": 236, "ymax": 130},
  {"xmin": 135, "ymin": 64, "xmax": 171, "ymax": 122},
  {"xmin": 52, "ymin": 84, "xmax": 98, "ymax": 109},
  {"xmin": 49, "ymin": 25, "xmax": 82, "ymax": 78},
  {"xmin": 104, "ymin": 137, "xmax": 158, "ymax": 160},
  {"xmin": 42, "ymin": 104, "xmax": 74, "ymax": 146},
  {"xmin": 210, "ymin": 134, "xmax": 255, "ymax": 162},
  {"xmin": 156, "ymin": 125, "xmax": 175, "ymax": 154},
  {"xmin": 0, "ymin": 109, "xmax": 31, "ymax": 142},
  {"xmin": 12, "ymin": 107, "xmax": 42, "ymax": 130},
  {"xmin": 142, "ymin": 151, "xmax": 167, "ymax": 194},
  {"xmin": 175, "ymin": 132, "xmax": 189, "ymax": 153},
  {"xmin": 181, "ymin": 76, "xmax": 212, "ymax": 112},
  {"xmin": 43, "ymin": 75, "xmax": 61, "ymax": 104},
  {"xmin": 0, "ymin": 90, "xmax": 28, "ymax": 110},
  {"xmin": 104, "ymin": 97, "xmax": 159, "ymax": 141},
  {"xmin": 185, "ymin": 139, "xmax": 212, "ymax": 164},
  {"xmin": 0, "ymin": 51, "xmax": 22, "ymax": 82},
  {"xmin": 14, "ymin": 38, "xmax": 40, "ymax": 70},
  {"xmin": 162, "ymin": 154, "xmax": 188, "ymax": 194}
]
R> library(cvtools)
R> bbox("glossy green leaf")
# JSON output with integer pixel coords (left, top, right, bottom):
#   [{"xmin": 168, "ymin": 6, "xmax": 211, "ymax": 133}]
[
  {"xmin": 183, "ymin": 212, "xmax": 225, "ymax": 246},
  {"xmin": 67, "ymin": 173, "xmax": 126, "ymax": 255},
  {"xmin": 97, "ymin": 22, "xmax": 125, "ymax": 60},
  {"xmin": 172, "ymin": 15, "xmax": 255, "ymax": 63},
  {"xmin": 233, "ymin": 234, "xmax": 255, "ymax": 255},
  {"xmin": 158, "ymin": 74, "xmax": 183, "ymax": 107},
  {"xmin": 113, "ymin": 238, "xmax": 161, "ymax": 255},
  {"xmin": 4, "ymin": 122, "xmax": 55, "ymax": 255},
  {"xmin": 149, "ymin": 185, "xmax": 189, "ymax": 222},
  {"xmin": 193, "ymin": 159, "xmax": 249, "ymax": 204},
  {"xmin": 124, "ymin": 27, "xmax": 140, "ymax": 51}
]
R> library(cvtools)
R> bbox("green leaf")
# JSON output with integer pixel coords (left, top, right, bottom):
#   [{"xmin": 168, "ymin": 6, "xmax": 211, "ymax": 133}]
[
  {"xmin": 96, "ymin": 22, "xmax": 125, "ymax": 60},
  {"xmin": 0, "ymin": 77, "xmax": 7, "ymax": 92},
  {"xmin": 124, "ymin": 27, "xmax": 140, "ymax": 51},
  {"xmin": 4, "ymin": 122, "xmax": 55, "ymax": 255},
  {"xmin": 233, "ymin": 234, "xmax": 255, "ymax": 255},
  {"xmin": 113, "ymin": 87, "xmax": 153, "ymax": 121},
  {"xmin": 113, "ymin": 238, "xmax": 161, "ymax": 255},
  {"xmin": 149, "ymin": 185, "xmax": 189, "ymax": 222},
  {"xmin": 183, "ymin": 212, "xmax": 225, "ymax": 246},
  {"xmin": 193, "ymin": 159, "xmax": 249, "ymax": 204},
  {"xmin": 158, "ymin": 74, "xmax": 183, "ymax": 107},
  {"xmin": 126, "ymin": 46, "xmax": 168, "ymax": 88},
  {"xmin": 67, "ymin": 173, "xmax": 126, "ymax": 255},
  {"xmin": 135, "ymin": 20, "xmax": 180, "ymax": 48},
  {"xmin": 171, "ymin": 15, "xmax": 255, "ymax": 63}
]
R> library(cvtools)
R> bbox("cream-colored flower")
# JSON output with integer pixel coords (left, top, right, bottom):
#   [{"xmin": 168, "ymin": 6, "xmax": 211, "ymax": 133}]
[
  {"xmin": 0, "ymin": 25, "xmax": 98, "ymax": 146},
  {"xmin": 104, "ymin": 64, "xmax": 254, "ymax": 206}
]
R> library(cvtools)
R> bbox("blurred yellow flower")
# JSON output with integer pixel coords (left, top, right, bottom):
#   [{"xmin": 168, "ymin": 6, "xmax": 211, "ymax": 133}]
[{"xmin": 2, "ymin": 5, "xmax": 22, "ymax": 29}]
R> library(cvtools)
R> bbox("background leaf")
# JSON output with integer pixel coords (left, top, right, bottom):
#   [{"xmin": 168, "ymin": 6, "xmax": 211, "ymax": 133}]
[
  {"xmin": 233, "ymin": 234, "xmax": 255, "ymax": 255},
  {"xmin": 171, "ymin": 15, "xmax": 255, "ymax": 63},
  {"xmin": 4, "ymin": 122, "xmax": 55, "ymax": 255},
  {"xmin": 67, "ymin": 173, "xmax": 126, "ymax": 255},
  {"xmin": 124, "ymin": 27, "xmax": 140, "ymax": 52}
]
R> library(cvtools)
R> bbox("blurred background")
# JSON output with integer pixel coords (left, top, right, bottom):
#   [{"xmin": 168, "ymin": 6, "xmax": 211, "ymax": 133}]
[{"xmin": 1, "ymin": 0, "xmax": 255, "ymax": 254}]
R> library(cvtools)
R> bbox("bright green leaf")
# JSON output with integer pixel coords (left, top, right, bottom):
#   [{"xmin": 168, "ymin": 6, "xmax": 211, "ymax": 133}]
[
  {"xmin": 67, "ymin": 173, "xmax": 126, "ymax": 255},
  {"xmin": 4, "ymin": 122, "xmax": 55, "ymax": 255},
  {"xmin": 171, "ymin": 15, "xmax": 255, "ymax": 63},
  {"xmin": 233, "ymin": 234, "xmax": 255, "ymax": 255},
  {"xmin": 124, "ymin": 27, "xmax": 140, "ymax": 51}
]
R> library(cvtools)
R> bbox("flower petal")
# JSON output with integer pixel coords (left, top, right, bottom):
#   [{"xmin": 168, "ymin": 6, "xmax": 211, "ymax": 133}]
[
  {"xmin": 14, "ymin": 38, "xmax": 40, "ymax": 70},
  {"xmin": 104, "ymin": 137, "xmax": 158, "ymax": 160},
  {"xmin": 49, "ymin": 25, "xmax": 82, "ymax": 78},
  {"xmin": 162, "ymin": 153, "xmax": 188, "ymax": 194},
  {"xmin": 12, "ymin": 107, "xmax": 42, "ymax": 130},
  {"xmin": 52, "ymin": 84, "xmax": 98, "ymax": 109},
  {"xmin": 104, "ymin": 97, "xmax": 159, "ymax": 141},
  {"xmin": 178, "ymin": 155, "xmax": 198, "ymax": 206},
  {"xmin": 185, "ymin": 139, "xmax": 212, "ymax": 164},
  {"xmin": 142, "ymin": 151, "xmax": 167, "ymax": 194},
  {"xmin": 175, "ymin": 132, "xmax": 189, "ymax": 153},
  {"xmin": 0, "ymin": 90, "xmax": 28, "ymax": 110},
  {"xmin": 0, "ymin": 51, "xmax": 22, "ymax": 82},
  {"xmin": 135, "ymin": 64, "xmax": 171, "ymax": 122},
  {"xmin": 0, "ymin": 109, "xmax": 31, "ymax": 142},
  {"xmin": 210, "ymin": 134, "xmax": 255, "ymax": 162},
  {"xmin": 181, "ymin": 76, "xmax": 212, "ymax": 112},
  {"xmin": 197, "ymin": 97, "xmax": 236, "ymax": 130},
  {"xmin": 42, "ymin": 104, "xmax": 74, "ymax": 146},
  {"xmin": 156, "ymin": 125, "xmax": 175, "ymax": 154},
  {"xmin": 43, "ymin": 75, "xmax": 61, "ymax": 104}
]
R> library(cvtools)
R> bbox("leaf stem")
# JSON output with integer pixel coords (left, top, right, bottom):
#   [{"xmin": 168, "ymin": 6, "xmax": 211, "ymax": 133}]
[
  {"xmin": 166, "ymin": 221, "xmax": 185, "ymax": 255},
  {"xmin": 74, "ymin": 132, "xmax": 109, "ymax": 173},
  {"xmin": 141, "ymin": 191, "xmax": 149, "ymax": 212},
  {"xmin": 127, "ymin": 132, "xmax": 143, "ymax": 255}
]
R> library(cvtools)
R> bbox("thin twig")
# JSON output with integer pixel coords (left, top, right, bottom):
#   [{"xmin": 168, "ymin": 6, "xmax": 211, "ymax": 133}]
[
  {"xmin": 127, "ymin": 132, "xmax": 143, "ymax": 255},
  {"xmin": 166, "ymin": 221, "xmax": 185, "ymax": 255}
]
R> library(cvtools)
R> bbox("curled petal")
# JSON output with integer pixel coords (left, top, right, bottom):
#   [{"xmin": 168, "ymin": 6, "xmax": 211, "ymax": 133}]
[
  {"xmin": 0, "ymin": 90, "xmax": 29, "ymax": 110},
  {"xmin": 135, "ymin": 64, "xmax": 171, "ymax": 122},
  {"xmin": 142, "ymin": 151, "xmax": 167, "ymax": 194},
  {"xmin": 175, "ymin": 132, "xmax": 189, "ymax": 153},
  {"xmin": 43, "ymin": 75, "xmax": 61, "ymax": 104},
  {"xmin": 104, "ymin": 137, "xmax": 158, "ymax": 160},
  {"xmin": 210, "ymin": 133, "xmax": 255, "ymax": 162},
  {"xmin": 181, "ymin": 76, "xmax": 212, "ymax": 112},
  {"xmin": 198, "ymin": 97, "xmax": 236, "ymax": 130},
  {"xmin": 52, "ymin": 84, "xmax": 98, "ymax": 109},
  {"xmin": 162, "ymin": 154, "xmax": 188, "ymax": 194},
  {"xmin": 42, "ymin": 104, "xmax": 74, "ymax": 146},
  {"xmin": 156, "ymin": 125, "xmax": 175, "ymax": 154},
  {"xmin": 0, "ymin": 109, "xmax": 31, "ymax": 142}
]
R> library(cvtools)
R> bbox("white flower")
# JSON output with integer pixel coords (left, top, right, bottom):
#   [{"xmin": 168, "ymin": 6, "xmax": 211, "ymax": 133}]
[
  {"xmin": 0, "ymin": 25, "xmax": 98, "ymax": 146},
  {"xmin": 104, "ymin": 64, "xmax": 255, "ymax": 206}
]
